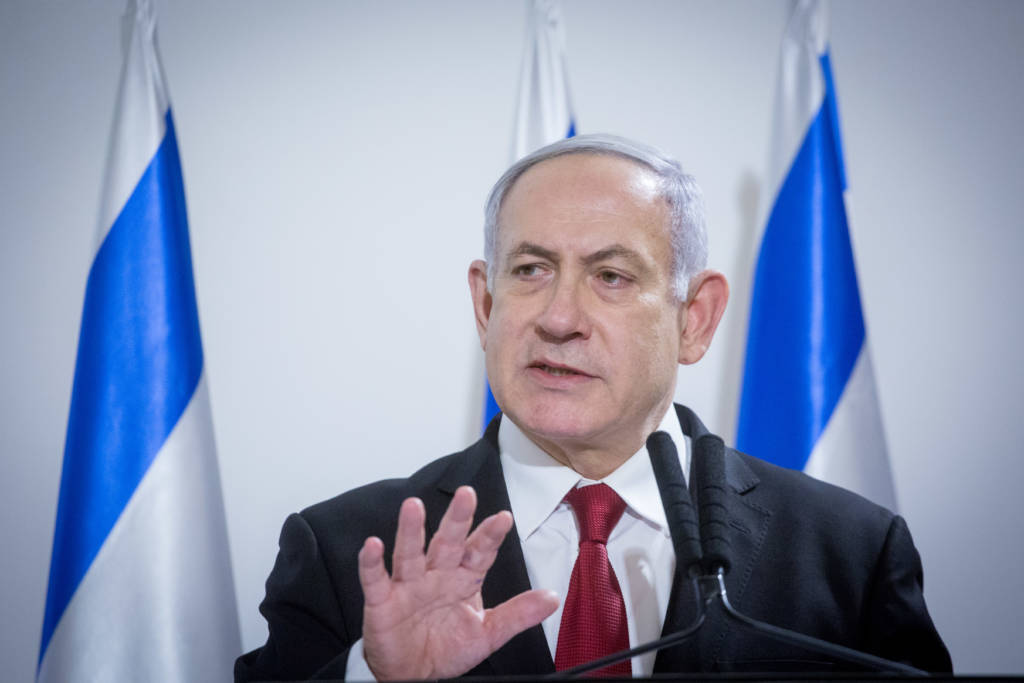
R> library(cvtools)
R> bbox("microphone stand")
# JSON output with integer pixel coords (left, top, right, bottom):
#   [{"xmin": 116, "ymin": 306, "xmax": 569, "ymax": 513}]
[{"xmin": 697, "ymin": 568, "xmax": 928, "ymax": 677}]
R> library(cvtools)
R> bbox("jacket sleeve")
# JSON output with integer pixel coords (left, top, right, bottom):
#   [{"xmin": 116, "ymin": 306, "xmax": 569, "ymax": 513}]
[
  {"xmin": 862, "ymin": 514, "xmax": 953, "ymax": 673},
  {"xmin": 234, "ymin": 512, "xmax": 353, "ymax": 682}
]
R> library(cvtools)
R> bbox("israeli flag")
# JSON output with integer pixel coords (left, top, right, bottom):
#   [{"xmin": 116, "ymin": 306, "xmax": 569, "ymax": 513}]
[
  {"xmin": 484, "ymin": 0, "xmax": 576, "ymax": 428},
  {"xmin": 38, "ymin": 1, "xmax": 240, "ymax": 680},
  {"xmin": 737, "ymin": 0, "xmax": 897, "ymax": 510}
]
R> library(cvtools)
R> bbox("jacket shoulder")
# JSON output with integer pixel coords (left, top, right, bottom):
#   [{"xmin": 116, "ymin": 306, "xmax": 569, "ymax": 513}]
[
  {"xmin": 736, "ymin": 448, "xmax": 895, "ymax": 531},
  {"xmin": 719, "ymin": 449, "xmax": 951, "ymax": 671}
]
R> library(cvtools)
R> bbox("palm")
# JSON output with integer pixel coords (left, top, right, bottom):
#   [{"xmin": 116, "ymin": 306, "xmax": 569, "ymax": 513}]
[{"xmin": 358, "ymin": 487, "xmax": 558, "ymax": 680}]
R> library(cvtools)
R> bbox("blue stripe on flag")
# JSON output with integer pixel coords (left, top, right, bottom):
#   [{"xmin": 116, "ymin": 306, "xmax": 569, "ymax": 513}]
[
  {"xmin": 736, "ymin": 52, "xmax": 864, "ymax": 471},
  {"xmin": 41, "ymin": 111, "xmax": 203, "ymax": 663}
]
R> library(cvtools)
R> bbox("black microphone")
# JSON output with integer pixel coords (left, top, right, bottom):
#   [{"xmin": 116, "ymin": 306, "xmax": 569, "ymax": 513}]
[
  {"xmin": 646, "ymin": 430, "xmax": 703, "ymax": 577},
  {"xmin": 692, "ymin": 434, "xmax": 731, "ymax": 576}
]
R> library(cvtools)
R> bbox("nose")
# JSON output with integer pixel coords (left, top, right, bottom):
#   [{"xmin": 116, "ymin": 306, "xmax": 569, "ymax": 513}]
[{"xmin": 535, "ymin": 275, "xmax": 590, "ymax": 342}]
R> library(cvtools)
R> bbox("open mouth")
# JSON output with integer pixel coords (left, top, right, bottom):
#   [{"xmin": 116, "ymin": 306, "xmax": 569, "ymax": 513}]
[
  {"xmin": 538, "ymin": 364, "xmax": 579, "ymax": 376},
  {"xmin": 531, "ymin": 362, "xmax": 591, "ymax": 378}
]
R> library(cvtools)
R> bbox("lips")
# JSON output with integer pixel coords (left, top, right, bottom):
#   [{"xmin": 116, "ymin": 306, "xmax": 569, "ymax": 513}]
[
  {"xmin": 528, "ymin": 360, "xmax": 595, "ymax": 379},
  {"xmin": 538, "ymin": 365, "xmax": 578, "ymax": 377}
]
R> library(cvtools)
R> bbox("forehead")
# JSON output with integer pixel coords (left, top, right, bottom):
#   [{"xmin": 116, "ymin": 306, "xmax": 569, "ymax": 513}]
[{"xmin": 497, "ymin": 152, "xmax": 671, "ymax": 253}]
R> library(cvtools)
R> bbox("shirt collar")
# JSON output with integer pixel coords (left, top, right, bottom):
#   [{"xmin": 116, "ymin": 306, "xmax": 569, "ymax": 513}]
[{"xmin": 499, "ymin": 406, "xmax": 691, "ymax": 543}]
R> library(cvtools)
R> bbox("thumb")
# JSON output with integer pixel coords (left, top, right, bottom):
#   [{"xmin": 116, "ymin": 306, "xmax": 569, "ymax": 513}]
[{"xmin": 483, "ymin": 589, "xmax": 560, "ymax": 652}]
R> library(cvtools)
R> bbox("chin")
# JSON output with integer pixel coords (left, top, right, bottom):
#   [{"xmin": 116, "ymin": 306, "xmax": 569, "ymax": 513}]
[{"xmin": 508, "ymin": 399, "xmax": 606, "ymax": 443}]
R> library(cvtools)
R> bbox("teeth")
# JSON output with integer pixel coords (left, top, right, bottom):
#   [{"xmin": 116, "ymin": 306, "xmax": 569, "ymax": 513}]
[{"xmin": 544, "ymin": 365, "xmax": 575, "ymax": 376}]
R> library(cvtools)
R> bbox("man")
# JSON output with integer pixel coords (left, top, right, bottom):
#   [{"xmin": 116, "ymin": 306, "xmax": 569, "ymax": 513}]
[{"xmin": 235, "ymin": 135, "xmax": 951, "ymax": 680}]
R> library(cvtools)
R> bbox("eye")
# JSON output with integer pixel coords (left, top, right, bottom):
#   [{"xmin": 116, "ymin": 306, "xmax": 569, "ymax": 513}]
[
  {"xmin": 512, "ymin": 263, "xmax": 545, "ymax": 277},
  {"xmin": 597, "ymin": 270, "xmax": 627, "ymax": 286}
]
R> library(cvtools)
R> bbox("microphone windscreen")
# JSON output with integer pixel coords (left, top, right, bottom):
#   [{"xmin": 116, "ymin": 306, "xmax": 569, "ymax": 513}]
[
  {"xmin": 694, "ymin": 434, "xmax": 732, "ymax": 575},
  {"xmin": 646, "ymin": 431, "xmax": 703, "ymax": 577}
]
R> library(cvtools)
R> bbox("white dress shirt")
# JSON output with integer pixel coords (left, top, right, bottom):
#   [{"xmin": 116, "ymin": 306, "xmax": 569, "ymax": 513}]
[
  {"xmin": 500, "ymin": 406, "xmax": 690, "ymax": 676},
  {"xmin": 346, "ymin": 406, "xmax": 690, "ymax": 679}
]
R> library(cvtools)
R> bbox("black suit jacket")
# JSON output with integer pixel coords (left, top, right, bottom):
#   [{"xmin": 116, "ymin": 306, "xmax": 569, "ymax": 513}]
[{"xmin": 235, "ymin": 405, "xmax": 951, "ymax": 680}]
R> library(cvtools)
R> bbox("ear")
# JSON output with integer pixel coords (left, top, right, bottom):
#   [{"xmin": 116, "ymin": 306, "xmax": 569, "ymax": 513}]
[
  {"xmin": 468, "ymin": 259, "xmax": 493, "ymax": 350},
  {"xmin": 678, "ymin": 270, "xmax": 729, "ymax": 365}
]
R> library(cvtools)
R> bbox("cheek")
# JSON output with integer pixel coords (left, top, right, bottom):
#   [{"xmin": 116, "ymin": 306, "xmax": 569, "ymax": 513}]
[
  {"xmin": 485, "ymin": 305, "xmax": 526, "ymax": 364},
  {"xmin": 627, "ymin": 312, "xmax": 681, "ymax": 377}
]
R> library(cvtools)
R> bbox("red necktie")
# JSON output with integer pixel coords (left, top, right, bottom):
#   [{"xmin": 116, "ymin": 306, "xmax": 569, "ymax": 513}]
[{"xmin": 554, "ymin": 483, "xmax": 631, "ymax": 677}]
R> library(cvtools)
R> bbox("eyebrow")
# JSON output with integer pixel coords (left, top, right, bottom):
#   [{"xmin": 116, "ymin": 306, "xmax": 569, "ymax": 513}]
[
  {"xmin": 580, "ymin": 245, "xmax": 648, "ymax": 270},
  {"xmin": 506, "ymin": 241, "xmax": 560, "ymax": 264},
  {"xmin": 506, "ymin": 241, "xmax": 650, "ymax": 272}
]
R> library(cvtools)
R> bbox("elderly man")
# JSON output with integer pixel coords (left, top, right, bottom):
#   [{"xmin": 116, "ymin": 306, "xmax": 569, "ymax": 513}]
[{"xmin": 235, "ymin": 135, "xmax": 950, "ymax": 680}]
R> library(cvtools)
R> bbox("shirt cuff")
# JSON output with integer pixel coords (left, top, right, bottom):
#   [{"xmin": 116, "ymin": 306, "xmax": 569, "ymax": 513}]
[{"xmin": 345, "ymin": 638, "xmax": 377, "ymax": 681}]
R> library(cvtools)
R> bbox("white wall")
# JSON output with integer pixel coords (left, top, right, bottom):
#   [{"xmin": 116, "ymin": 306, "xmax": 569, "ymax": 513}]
[{"xmin": 3, "ymin": 1, "xmax": 1022, "ymax": 679}]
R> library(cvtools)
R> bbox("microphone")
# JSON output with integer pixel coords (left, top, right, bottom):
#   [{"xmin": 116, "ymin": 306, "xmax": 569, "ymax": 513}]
[
  {"xmin": 692, "ymin": 434, "xmax": 731, "ymax": 576},
  {"xmin": 646, "ymin": 430, "xmax": 703, "ymax": 577}
]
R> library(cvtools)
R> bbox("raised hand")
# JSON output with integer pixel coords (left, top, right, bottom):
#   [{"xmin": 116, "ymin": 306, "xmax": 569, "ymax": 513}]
[{"xmin": 357, "ymin": 486, "xmax": 559, "ymax": 680}]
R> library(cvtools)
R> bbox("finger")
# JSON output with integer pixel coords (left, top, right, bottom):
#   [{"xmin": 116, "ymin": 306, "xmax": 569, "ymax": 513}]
[
  {"xmin": 391, "ymin": 497, "xmax": 427, "ymax": 582},
  {"xmin": 483, "ymin": 589, "xmax": 560, "ymax": 652},
  {"xmin": 460, "ymin": 510, "xmax": 515, "ymax": 575},
  {"xmin": 425, "ymin": 486, "xmax": 477, "ymax": 570},
  {"xmin": 357, "ymin": 536, "xmax": 391, "ymax": 606}
]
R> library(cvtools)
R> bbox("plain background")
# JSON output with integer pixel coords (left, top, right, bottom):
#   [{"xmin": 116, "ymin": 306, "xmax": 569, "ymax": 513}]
[{"xmin": 3, "ymin": 1, "xmax": 1023, "ymax": 679}]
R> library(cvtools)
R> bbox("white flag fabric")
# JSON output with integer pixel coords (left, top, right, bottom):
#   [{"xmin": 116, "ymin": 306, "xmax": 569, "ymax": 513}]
[
  {"xmin": 38, "ymin": 1, "xmax": 240, "ymax": 681},
  {"xmin": 737, "ymin": 0, "xmax": 897, "ymax": 510},
  {"xmin": 484, "ymin": 0, "xmax": 577, "ymax": 427},
  {"xmin": 512, "ymin": 0, "xmax": 577, "ymax": 160}
]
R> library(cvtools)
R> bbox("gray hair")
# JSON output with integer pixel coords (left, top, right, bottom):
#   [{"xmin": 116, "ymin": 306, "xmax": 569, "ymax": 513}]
[{"xmin": 483, "ymin": 133, "xmax": 707, "ymax": 300}]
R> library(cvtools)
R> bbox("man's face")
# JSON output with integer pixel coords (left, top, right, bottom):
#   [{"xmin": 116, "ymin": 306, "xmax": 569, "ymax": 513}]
[{"xmin": 476, "ymin": 153, "xmax": 686, "ymax": 459}]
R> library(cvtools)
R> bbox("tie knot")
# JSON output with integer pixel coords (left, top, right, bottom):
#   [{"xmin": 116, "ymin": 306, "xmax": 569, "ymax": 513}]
[{"xmin": 565, "ymin": 483, "xmax": 626, "ymax": 545}]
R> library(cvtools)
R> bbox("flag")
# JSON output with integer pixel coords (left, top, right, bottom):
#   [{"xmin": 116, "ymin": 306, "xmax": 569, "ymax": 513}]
[
  {"xmin": 484, "ymin": 0, "xmax": 577, "ymax": 428},
  {"xmin": 736, "ymin": 0, "xmax": 897, "ymax": 510},
  {"xmin": 38, "ymin": 1, "xmax": 240, "ymax": 680}
]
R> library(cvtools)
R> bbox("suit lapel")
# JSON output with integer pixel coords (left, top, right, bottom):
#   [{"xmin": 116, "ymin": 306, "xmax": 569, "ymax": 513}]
[{"xmin": 436, "ymin": 416, "xmax": 555, "ymax": 676}]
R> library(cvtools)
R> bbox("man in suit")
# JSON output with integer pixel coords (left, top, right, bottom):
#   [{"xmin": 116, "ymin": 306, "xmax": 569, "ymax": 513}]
[{"xmin": 235, "ymin": 135, "xmax": 951, "ymax": 681}]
